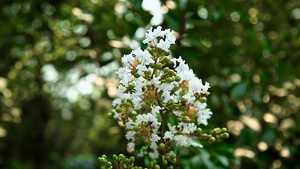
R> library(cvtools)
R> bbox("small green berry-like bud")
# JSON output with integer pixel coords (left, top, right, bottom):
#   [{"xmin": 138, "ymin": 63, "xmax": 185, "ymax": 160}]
[
  {"xmin": 199, "ymin": 97, "xmax": 207, "ymax": 103},
  {"xmin": 130, "ymin": 156, "xmax": 135, "ymax": 162},
  {"xmin": 167, "ymin": 70, "xmax": 175, "ymax": 76},
  {"xmin": 175, "ymin": 76, "xmax": 181, "ymax": 82},
  {"xmin": 167, "ymin": 166, "xmax": 174, "ymax": 169},
  {"xmin": 119, "ymin": 154, "xmax": 125, "ymax": 160},
  {"xmin": 154, "ymin": 164, "xmax": 160, "ymax": 169},
  {"xmin": 123, "ymin": 102, "xmax": 131, "ymax": 108},
  {"xmin": 221, "ymin": 128, "xmax": 227, "ymax": 133},
  {"xmin": 209, "ymin": 137, "xmax": 216, "ymax": 143},
  {"xmin": 221, "ymin": 133, "xmax": 230, "ymax": 139},
  {"xmin": 166, "ymin": 77, "xmax": 174, "ymax": 83},
  {"xmin": 115, "ymin": 107, "xmax": 122, "ymax": 113},
  {"xmin": 106, "ymin": 161, "xmax": 112, "ymax": 167},
  {"xmin": 113, "ymin": 154, "xmax": 118, "ymax": 160},
  {"xmin": 156, "ymin": 63, "xmax": 162, "ymax": 69},
  {"xmin": 163, "ymin": 159, "xmax": 168, "ymax": 165},
  {"xmin": 213, "ymin": 128, "xmax": 221, "ymax": 134},
  {"xmin": 142, "ymin": 146, "xmax": 148, "ymax": 151},
  {"xmin": 177, "ymin": 118, "xmax": 182, "ymax": 122},
  {"xmin": 182, "ymin": 116, "xmax": 190, "ymax": 123},
  {"xmin": 149, "ymin": 62, "xmax": 156, "ymax": 68},
  {"xmin": 164, "ymin": 67, "xmax": 170, "ymax": 73},
  {"xmin": 159, "ymin": 143, "xmax": 165, "ymax": 150},
  {"xmin": 196, "ymin": 128, "xmax": 202, "ymax": 135},
  {"xmin": 107, "ymin": 112, "xmax": 113, "ymax": 118},
  {"xmin": 163, "ymin": 51, "xmax": 170, "ymax": 56},
  {"xmin": 132, "ymin": 72, "xmax": 140, "ymax": 78}
]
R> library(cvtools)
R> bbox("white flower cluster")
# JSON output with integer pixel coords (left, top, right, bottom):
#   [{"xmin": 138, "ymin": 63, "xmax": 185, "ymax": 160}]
[{"xmin": 112, "ymin": 26, "xmax": 212, "ymax": 159}]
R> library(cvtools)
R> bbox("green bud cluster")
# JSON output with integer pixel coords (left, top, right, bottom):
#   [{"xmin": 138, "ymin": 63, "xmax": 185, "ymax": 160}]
[{"xmin": 98, "ymin": 155, "xmax": 113, "ymax": 169}]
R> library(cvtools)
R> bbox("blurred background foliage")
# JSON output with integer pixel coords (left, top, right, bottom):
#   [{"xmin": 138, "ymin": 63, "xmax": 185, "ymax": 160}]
[{"xmin": 0, "ymin": 0, "xmax": 300, "ymax": 168}]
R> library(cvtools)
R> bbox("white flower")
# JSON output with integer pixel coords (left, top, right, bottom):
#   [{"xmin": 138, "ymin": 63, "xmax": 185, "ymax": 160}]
[
  {"xmin": 197, "ymin": 108, "xmax": 213, "ymax": 125},
  {"xmin": 163, "ymin": 131, "xmax": 174, "ymax": 140},
  {"xmin": 151, "ymin": 106, "xmax": 161, "ymax": 114},
  {"xmin": 173, "ymin": 110, "xmax": 183, "ymax": 116},
  {"xmin": 128, "ymin": 142, "xmax": 135, "ymax": 151},
  {"xmin": 125, "ymin": 119, "xmax": 135, "ymax": 129},
  {"xmin": 178, "ymin": 122, "xmax": 197, "ymax": 134},
  {"xmin": 150, "ymin": 133, "xmax": 161, "ymax": 142},
  {"xmin": 125, "ymin": 131, "xmax": 136, "ymax": 141}
]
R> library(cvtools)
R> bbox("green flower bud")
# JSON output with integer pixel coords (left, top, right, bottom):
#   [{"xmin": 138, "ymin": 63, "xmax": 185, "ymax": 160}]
[
  {"xmin": 156, "ymin": 63, "xmax": 162, "ymax": 69},
  {"xmin": 196, "ymin": 128, "xmax": 202, "ymax": 135},
  {"xmin": 113, "ymin": 154, "xmax": 118, "ymax": 160},
  {"xmin": 182, "ymin": 116, "xmax": 190, "ymax": 123},
  {"xmin": 209, "ymin": 137, "xmax": 216, "ymax": 143},
  {"xmin": 221, "ymin": 128, "xmax": 227, "ymax": 133},
  {"xmin": 154, "ymin": 164, "xmax": 160, "ymax": 169},
  {"xmin": 130, "ymin": 156, "xmax": 135, "ymax": 162},
  {"xmin": 163, "ymin": 159, "xmax": 168, "ymax": 165},
  {"xmin": 106, "ymin": 161, "xmax": 112, "ymax": 167},
  {"xmin": 149, "ymin": 62, "xmax": 156, "ymax": 68},
  {"xmin": 199, "ymin": 97, "xmax": 207, "ymax": 103},
  {"xmin": 119, "ymin": 154, "xmax": 125, "ymax": 160},
  {"xmin": 159, "ymin": 143, "xmax": 165, "ymax": 150},
  {"xmin": 167, "ymin": 166, "xmax": 174, "ymax": 169},
  {"xmin": 166, "ymin": 77, "xmax": 174, "ymax": 83},
  {"xmin": 142, "ymin": 146, "xmax": 148, "ymax": 151},
  {"xmin": 164, "ymin": 67, "xmax": 170, "ymax": 73},
  {"xmin": 134, "ymin": 108, "xmax": 141, "ymax": 113},
  {"xmin": 115, "ymin": 107, "xmax": 122, "ymax": 113},
  {"xmin": 177, "ymin": 118, "xmax": 182, "ymax": 122},
  {"xmin": 123, "ymin": 102, "xmax": 131, "ymax": 108},
  {"xmin": 175, "ymin": 76, "xmax": 181, "ymax": 82},
  {"xmin": 213, "ymin": 128, "xmax": 221, "ymax": 134},
  {"xmin": 221, "ymin": 133, "xmax": 230, "ymax": 139},
  {"xmin": 107, "ymin": 112, "xmax": 113, "ymax": 118},
  {"xmin": 167, "ymin": 70, "xmax": 175, "ymax": 76},
  {"xmin": 132, "ymin": 72, "xmax": 140, "ymax": 78},
  {"xmin": 163, "ymin": 51, "xmax": 171, "ymax": 56}
]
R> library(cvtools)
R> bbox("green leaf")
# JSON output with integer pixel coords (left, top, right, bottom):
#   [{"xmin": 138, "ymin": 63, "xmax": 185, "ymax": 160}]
[{"xmin": 216, "ymin": 154, "xmax": 229, "ymax": 167}]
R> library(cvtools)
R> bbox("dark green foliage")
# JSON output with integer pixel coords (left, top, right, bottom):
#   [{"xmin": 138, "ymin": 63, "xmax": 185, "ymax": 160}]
[{"xmin": 0, "ymin": 0, "xmax": 300, "ymax": 169}]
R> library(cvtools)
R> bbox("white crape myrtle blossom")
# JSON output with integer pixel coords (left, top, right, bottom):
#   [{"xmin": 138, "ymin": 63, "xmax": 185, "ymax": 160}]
[{"xmin": 112, "ymin": 26, "xmax": 214, "ymax": 160}]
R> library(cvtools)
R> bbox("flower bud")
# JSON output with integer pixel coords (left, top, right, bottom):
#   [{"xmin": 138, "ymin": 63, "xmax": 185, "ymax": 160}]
[
  {"xmin": 164, "ymin": 67, "xmax": 170, "ymax": 73},
  {"xmin": 175, "ymin": 76, "xmax": 181, "ymax": 82},
  {"xmin": 199, "ymin": 97, "xmax": 207, "ymax": 103},
  {"xmin": 154, "ymin": 164, "xmax": 160, "ymax": 169},
  {"xmin": 163, "ymin": 50, "xmax": 170, "ymax": 56},
  {"xmin": 166, "ymin": 77, "xmax": 174, "ymax": 83},
  {"xmin": 209, "ymin": 137, "xmax": 216, "ymax": 143},
  {"xmin": 159, "ymin": 143, "xmax": 165, "ymax": 150},
  {"xmin": 213, "ymin": 128, "xmax": 221, "ymax": 134},
  {"xmin": 132, "ymin": 72, "xmax": 140, "ymax": 78},
  {"xmin": 149, "ymin": 62, "xmax": 156, "ymax": 68},
  {"xmin": 113, "ymin": 154, "xmax": 118, "ymax": 160},
  {"xmin": 115, "ymin": 107, "xmax": 122, "ymax": 113},
  {"xmin": 119, "ymin": 154, "xmax": 125, "ymax": 160},
  {"xmin": 196, "ymin": 128, "xmax": 202, "ymax": 135},
  {"xmin": 221, "ymin": 133, "xmax": 229, "ymax": 139},
  {"xmin": 163, "ymin": 159, "xmax": 168, "ymax": 165},
  {"xmin": 123, "ymin": 102, "xmax": 131, "ymax": 108},
  {"xmin": 221, "ymin": 128, "xmax": 227, "ymax": 133},
  {"xmin": 167, "ymin": 70, "xmax": 175, "ymax": 76},
  {"xmin": 107, "ymin": 112, "xmax": 113, "ymax": 118},
  {"xmin": 156, "ymin": 63, "xmax": 162, "ymax": 69},
  {"xmin": 182, "ymin": 116, "xmax": 190, "ymax": 123},
  {"xmin": 177, "ymin": 118, "xmax": 182, "ymax": 122},
  {"xmin": 130, "ymin": 156, "xmax": 135, "ymax": 162}
]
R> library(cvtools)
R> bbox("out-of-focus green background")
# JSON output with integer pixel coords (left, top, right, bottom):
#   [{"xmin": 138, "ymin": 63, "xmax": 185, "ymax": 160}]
[{"xmin": 0, "ymin": 0, "xmax": 300, "ymax": 168}]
